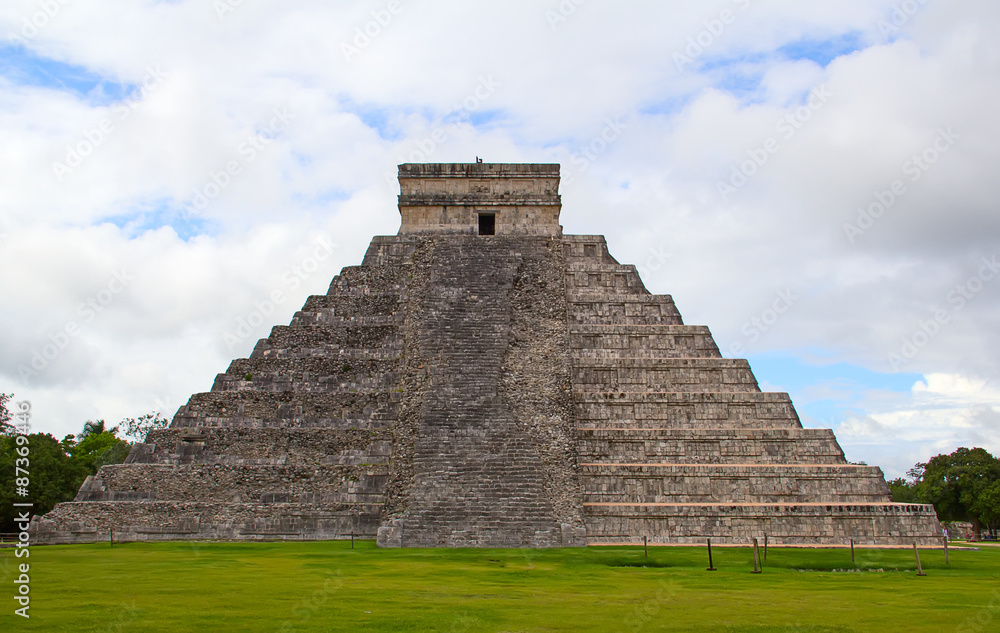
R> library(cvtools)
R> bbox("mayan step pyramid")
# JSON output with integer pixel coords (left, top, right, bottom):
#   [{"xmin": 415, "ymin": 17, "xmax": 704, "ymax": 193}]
[{"xmin": 33, "ymin": 162, "xmax": 942, "ymax": 547}]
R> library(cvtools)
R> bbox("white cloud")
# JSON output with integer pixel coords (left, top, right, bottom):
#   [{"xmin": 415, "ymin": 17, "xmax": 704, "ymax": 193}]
[
  {"xmin": 0, "ymin": 0, "xmax": 996, "ymax": 476},
  {"xmin": 835, "ymin": 374, "xmax": 1000, "ymax": 476}
]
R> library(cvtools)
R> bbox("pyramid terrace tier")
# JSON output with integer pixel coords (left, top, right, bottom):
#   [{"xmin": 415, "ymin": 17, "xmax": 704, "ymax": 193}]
[
  {"xmin": 74, "ymin": 463, "xmax": 387, "ymax": 505},
  {"xmin": 572, "ymin": 358, "xmax": 761, "ymax": 393},
  {"xmin": 251, "ymin": 323, "xmax": 403, "ymax": 352},
  {"xmin": 570, "ymin": 325, "xmax": 720, "ymax": 358},
  {"xmin": 325, "ymin": 264, "xmax": 408, "ymax": 294},
  {"xmin": 291, "ymin": 292, "xmax": 404, "ymax": 325},
  {"xmin": 174, "ymin": 391, "xmax": 401, "ymax": 422},
  {"xmin": 135, "ymin": 427, "xmax": 393, "ymax": 466},
  {"xmin": 568, "ymin": 294, "xmax": 685, "ymax": 325},
  {"xmin": 31, "ymin": 501, "xmax": 383, "ymax": 545},
  {"xmin": 583, "ymin": 502, "xmax": 943, "ymax": 546},
  {"xmin": 562, "ymin": 235, "xmax": 624, "ymax": 264},
  {"xmin": 577, "ymin": 428, "xmax": 846, "ymax": 464},
  {"xmin": 566, "ymin": 264, "xmax": 649, "ymax": 294},
  {"xmin": 159, "ymin": 417, "xmax": 393, "ymax": 431},
  {"xmin": 574, "ymin": 392, "xmax": 803, "ymax": 429},
  {"xmin": 211, "ymin": 368, "xmax": 403, "ymax": 395},
  {"xmin": 581, "ymin": 464, "xmax": 890, "ymax": 504},
  {"xmin": 222, "ymin": 356, "xmax": 401, "ymax": 386}
]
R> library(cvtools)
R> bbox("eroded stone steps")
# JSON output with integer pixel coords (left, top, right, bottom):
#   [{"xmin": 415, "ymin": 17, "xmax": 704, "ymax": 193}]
[
  {"xmin": 576, "ymin": 428, "xmax": 845, "ymax": 463},
  {"xmin": 225, "ymin": 355, "xmax": 400, "ymax": 379},
  {"xmin": 570, "ymin": 325, "xmax": 719, "ymax": 357},
  {"xmin": 567, "ymin": 292, "xmax": 683, "ymax": 322},
  {"xmin": 290, "ymin": 314, "xmax": 403, "ymax": 327},
  {"xmin": 176, "ymin": 390, "xmax": 401, "ymax": 420},
  {"xmin": 566, "ymin": 265, "xmax": 647, "ymax": 293},
  {"xmin": 574, "ymin": 392, "xmax": 802, "ymax": 427},
  {"xmin": 295, "ymin": 292, "xmax": 403, "ymax": 322},
  {"xmin": 33, "ymin": 501, "xmax": 383, "ymax": 544},
  {"xmin": 211, "ymin": 372, "xmax": 402, "ymax": 394},
  {"xmin": 582, "ymin": 502, "xmax": 943, "ymax": 546},
  {"xmin": 75, "ymin": 464, "xmax": 387, "ymax": 504},
  {"xmin": 562, "ymin": 235, "xmax": 619, "ymax": 264},
  {"xmin": 254, "ymin": 324, "xmax": 402, "ymax": 351},
  {"xmin": 393, "ymin": 238, "xmax": 566, "ymax": 548},
  {"xmin": 238, "ymin": 348, "xmax": 402, "ymax": 364},
  {"xmin": 572, "ymin": 358, "xmax": 760, "ymax": 393},
  {"xmin": 326, "ymin": 264, "xmax": 406, "ymax": 293},
  {"xmin": 581, "ymin": 464, "xmax": 889, "ymax": 504},
  {"xmin": 156, "ymin": 417, "xmax": 393, "ymax": 431},
  {"xmin": 360, "ymin": 236, "xmax": 422, "ymax": 267}
]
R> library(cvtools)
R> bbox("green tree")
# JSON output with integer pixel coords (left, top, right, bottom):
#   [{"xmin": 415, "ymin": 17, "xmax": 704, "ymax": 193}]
[
  {"xmin": 70, "ymin": 420, "xmax": 132, "ymax": 473},
  {"xmin": 888, "ymin": 477, "xmax": 920, "ymax": 503},
  {"xmin": 0, "ymin": 417, "xmax": 136, "ymax": 532},
  {"xmin": 120, "ymin": 411, "xmax": 170, "ymax": 442},
  {"xmin": 0, "ymin": 393, "xmax": 14, "ymax": 436},
  {"xmin": 970, "ymin": 480, "xmax": 1000, "ymax": 538},
  {"xmin": 0, "ymin": 433, "xmax": 89, "ymax": 532},
  {"xmin": 911, "ymin": 447, "xmax": 1000, "ymax": 540}
]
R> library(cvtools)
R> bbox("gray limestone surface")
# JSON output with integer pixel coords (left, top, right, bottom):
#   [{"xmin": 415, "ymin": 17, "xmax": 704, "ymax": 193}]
[{"xmin": 32, "ymin": 164, "xmax": 942, "ymax": 547}]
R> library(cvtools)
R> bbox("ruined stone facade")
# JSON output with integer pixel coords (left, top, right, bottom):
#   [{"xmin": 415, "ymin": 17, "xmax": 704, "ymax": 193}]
[{"xmin": 33, "ymin": 163, "xmax": 942, "ymax": 547}]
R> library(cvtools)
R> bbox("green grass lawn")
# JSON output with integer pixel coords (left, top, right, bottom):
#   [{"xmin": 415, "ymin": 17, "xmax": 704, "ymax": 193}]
[{"xmin": 3, "ymin": 541, "xmax": 999, "ymax": 632}]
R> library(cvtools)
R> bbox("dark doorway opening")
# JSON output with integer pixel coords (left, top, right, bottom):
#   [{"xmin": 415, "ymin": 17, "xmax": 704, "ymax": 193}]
[{"xmin": 478, "ymin": 213, "xmax": 496, "ymax": 236}]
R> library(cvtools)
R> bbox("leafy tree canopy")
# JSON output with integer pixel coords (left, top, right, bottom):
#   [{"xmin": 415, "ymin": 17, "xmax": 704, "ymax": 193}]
[
  {"xmin": 0, "ymin": 399, "xmax": 166, "ymax": 532},
  {"xmin": 892, "ymin": 447, "xmax": 1000, "ymax": 540}
]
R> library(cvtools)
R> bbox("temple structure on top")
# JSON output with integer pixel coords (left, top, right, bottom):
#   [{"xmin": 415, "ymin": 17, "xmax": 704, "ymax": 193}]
[
  {"xmin": 32, "ymin": 163, "xmax": 942, "ymax": 548},
  {"xmin": 397, "ymin": 162, "xmax": 563, "ymax": 236}
]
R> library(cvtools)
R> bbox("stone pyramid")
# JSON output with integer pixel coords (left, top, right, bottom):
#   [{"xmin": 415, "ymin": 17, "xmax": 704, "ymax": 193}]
[{"xmin": 34, "ymin": 163, "xmax": 942, "ymax": 547}]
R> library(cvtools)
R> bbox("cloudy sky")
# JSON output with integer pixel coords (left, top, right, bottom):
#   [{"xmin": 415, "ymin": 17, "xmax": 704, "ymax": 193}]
[{"xmin": 1, "ymin": 0, "xmax": 997, "ymax": 477}]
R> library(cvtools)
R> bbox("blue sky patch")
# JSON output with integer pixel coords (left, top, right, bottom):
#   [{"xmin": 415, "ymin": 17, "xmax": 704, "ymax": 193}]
[
  {"xmin": 0, "ymin": 45, "xmax": 134, "ymax": 105},
  {"xmin": 639, "ymin": 94, "xmax": 693, "ymax": 118},
  {"xmin": 745, "ymin": 350, "xmax": 923, "ymax": 428},
  {"xmin": 777, "ymin": 32, "xmax": 866, "ymax": 67},
  {"xmin": 100, "ymin": 200, "xmax": 218, "ymax": 241}
]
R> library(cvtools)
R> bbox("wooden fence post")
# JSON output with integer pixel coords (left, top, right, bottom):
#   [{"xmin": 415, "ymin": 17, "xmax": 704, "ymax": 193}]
[{"xmin": 913, "ymin": 543, "xmax": 926, "ymax": 576}]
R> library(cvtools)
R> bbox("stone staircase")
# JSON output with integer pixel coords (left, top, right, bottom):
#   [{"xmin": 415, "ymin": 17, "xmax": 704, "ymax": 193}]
[{"xmin": 382, "ymin": 236, "xmax": 583, "ymax": 547}]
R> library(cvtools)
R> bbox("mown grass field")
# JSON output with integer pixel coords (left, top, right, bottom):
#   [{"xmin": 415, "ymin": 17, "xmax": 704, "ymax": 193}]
[{"xmin": 3, "ymin": 541, "xmax": 998, "ymax": 632}]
